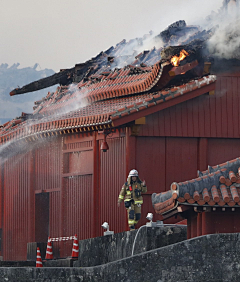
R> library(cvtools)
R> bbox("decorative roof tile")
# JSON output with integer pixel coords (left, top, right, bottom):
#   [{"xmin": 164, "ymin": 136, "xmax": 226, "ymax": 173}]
[{"xmin": 152, "ymin": 157, "xmax": 240, "ymax": 216}]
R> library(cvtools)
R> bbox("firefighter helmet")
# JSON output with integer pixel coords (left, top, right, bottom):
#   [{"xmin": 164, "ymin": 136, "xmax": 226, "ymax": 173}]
[{"xmin": 128, "ymin": 169, "xmax": 138, "ymax": 177}]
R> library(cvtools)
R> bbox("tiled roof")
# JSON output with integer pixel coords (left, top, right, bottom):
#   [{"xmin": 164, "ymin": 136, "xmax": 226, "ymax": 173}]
[
  {"xmin": 0, "ymin": 75, "xmax": 216, "ymax": 145},
  {"xmin": 31, "ymin": 60, "xmax": 200, "ymax": 118},
  {"xmin": 33, "ymin": 63, "xmax": 160, "ymax": 116},
  {"xmin": 152, "ymin": 157, "xmax": 240, "ymax": 216}
]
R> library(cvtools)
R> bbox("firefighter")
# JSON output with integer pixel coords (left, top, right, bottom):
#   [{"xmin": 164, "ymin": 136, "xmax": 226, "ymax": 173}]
[{"xmin": 117, "ymin": 169, "xmax": 147, "ymax": 230}]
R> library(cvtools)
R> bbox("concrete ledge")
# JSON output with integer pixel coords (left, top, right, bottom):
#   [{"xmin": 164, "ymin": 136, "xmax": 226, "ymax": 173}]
[
  {"xmin": 44, "ymin": 258, "xmax": 77, "ymax": 267},
  {"xmin": 0, "ymin": 261, "xmax": 35, "ymax": 267}
]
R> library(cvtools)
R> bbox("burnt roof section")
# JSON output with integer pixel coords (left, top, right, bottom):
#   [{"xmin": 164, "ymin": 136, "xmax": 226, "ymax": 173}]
[
  {"xmin": 0, "ymin": 20, "xmax": 220, "ymax": 146},
  {"xmin": 9, "ymin": 20, "xmax": 211, "ymax": 97}
]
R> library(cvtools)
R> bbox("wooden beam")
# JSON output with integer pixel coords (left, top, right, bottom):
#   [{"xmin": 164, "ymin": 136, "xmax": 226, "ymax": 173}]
[
  {"xmin": 168, "ymin": 60, "xmax": 198, "ymax": 77},
  {"xmin": 162, "ymin": 208, "xmax": 179, "ymax": 220},
  {"xmin": 9, "ymin": 66, "xmax": 81, "ymax": 96},
  {"xmin": 177, "ymin": 205, "xmax": 191, "ymax": 213},
  {"xmin": 135, "ymin": 117, "xmax": 146, "ymax": 125},
  {"xmin": 203, "ymin": 207, "xmax": 211, "ymax": 212},
  {"xmin": 194, "ymin": 206, "xmax": 203, "ymax": 212}
]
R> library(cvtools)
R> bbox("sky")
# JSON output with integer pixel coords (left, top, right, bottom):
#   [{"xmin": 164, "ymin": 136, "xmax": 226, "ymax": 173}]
[{"xmin": 0, "ymin": 0, "xmax": 223, "ymax": 72}]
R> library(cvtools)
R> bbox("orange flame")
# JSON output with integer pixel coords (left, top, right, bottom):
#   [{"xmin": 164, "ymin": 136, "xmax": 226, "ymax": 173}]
[{"xmin": 171, "ymin": 49, "xmax": 189, "ymax": 67}]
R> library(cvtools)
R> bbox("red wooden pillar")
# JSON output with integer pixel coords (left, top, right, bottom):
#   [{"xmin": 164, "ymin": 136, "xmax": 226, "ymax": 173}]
[
  {"xmin": 28, "ymin": 150, "xmax": 35, "ymax": 242},
  {"xmin": 191, "ymin": 213, "xmax": 197, "ymax": 238},
  {"xmin": 201, "ymin": 212, "xmax": 207, "ymax": 235},
  {"xmin": 197, "ymin": 213, "xmax": 202, "ymax": 236},
  {"xmin": 187, "ymin": 216, "xmax": 191, "ymax": 239},
  {"xmin": 202, "ymin": 212, "xmax": 215, "ymax": 235},
  {"xmin": 198, "ymin": 138, "xmax": 208, "ymax": 172},
  {"xmin": 233, "ymin": 211, "xmax": 240, "ymax": 233},
  {"xmin": 93, "ymin": 132, "xmax": 100, "ymax": 237}
]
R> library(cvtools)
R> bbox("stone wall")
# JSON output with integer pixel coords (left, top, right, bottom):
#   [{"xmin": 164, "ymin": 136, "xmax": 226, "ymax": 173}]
[
  {"xmin": 74, "ymin": 225, "xmax": 187, "ymax": 267},
  {"xmin": 2, "ymin": 229, "xmax": 240, "ymax": 281},
  {"xmin": 27, "ymin": 225, "xmax": 186, "ymax": 266}
]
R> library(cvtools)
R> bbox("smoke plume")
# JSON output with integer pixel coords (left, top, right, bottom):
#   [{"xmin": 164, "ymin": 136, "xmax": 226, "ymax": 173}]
[{"xmin": 206, "ymin": 1, "xmax": 240, "ymax": 60}]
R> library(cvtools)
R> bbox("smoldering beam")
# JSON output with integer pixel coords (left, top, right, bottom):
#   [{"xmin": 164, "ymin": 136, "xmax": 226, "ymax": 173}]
[
  {"xmin": 9, "ymin": 68, "xmax": 74, "ymax": 96},
  {"xmin": 9, "ymin": 62, "xmax": 91, "ymax": 96}
]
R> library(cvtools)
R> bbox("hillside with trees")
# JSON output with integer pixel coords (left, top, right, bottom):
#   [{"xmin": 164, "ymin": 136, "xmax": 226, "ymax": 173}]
[{"xmin": 0, "ymin": 63, "xmax": 55, "ymax": 124}]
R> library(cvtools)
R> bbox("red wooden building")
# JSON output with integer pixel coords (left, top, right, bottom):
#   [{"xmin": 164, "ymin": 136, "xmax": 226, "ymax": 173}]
[{"xmin": 0, "ymin": 17, "xmax": 240, "ymax": 260}]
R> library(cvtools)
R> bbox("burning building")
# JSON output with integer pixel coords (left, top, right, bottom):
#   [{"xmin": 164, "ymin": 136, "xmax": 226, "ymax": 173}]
[{"xmin": 0, "ymin": 2, "xmax": 239, "ymax": 261}]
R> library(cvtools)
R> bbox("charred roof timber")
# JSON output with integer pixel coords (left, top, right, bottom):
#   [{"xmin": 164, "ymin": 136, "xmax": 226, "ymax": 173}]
[
  {"xmin": 158, "ymin": 20, "xmax": 199, "ymax": 45},
  {"xmin": 9, "ymin": 20, "xmax": 215, "ymax": 97}
]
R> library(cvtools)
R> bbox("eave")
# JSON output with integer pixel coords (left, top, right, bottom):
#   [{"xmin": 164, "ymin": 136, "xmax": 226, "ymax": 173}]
[
  {"xmin": 0, "ymin": 119, "xmax": 113, "ymax": 146},
  {"xmin": 111, "ymin": 76, "xmax": 216, "ymax": 127},
  {"xmin": 0, "ymin": 75, "xmax": 216, "ymax": 146}
]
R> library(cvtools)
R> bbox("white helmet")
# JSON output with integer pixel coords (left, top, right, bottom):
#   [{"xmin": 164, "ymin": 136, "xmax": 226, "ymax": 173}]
[{"xmin": 128, "ymin": 169, "xmax": 138, "ymax": 177}]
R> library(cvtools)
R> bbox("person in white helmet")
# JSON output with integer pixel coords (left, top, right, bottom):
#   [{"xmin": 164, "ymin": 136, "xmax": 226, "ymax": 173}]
[{"xmin": 118, "ymin": 169, "xmax": 147, "ymax": 230}]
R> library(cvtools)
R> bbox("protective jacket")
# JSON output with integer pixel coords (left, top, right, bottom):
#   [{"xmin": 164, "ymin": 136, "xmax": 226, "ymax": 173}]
[{"xmin": 118, "ymin": 176, "xmax": 147, "ymax": 205}]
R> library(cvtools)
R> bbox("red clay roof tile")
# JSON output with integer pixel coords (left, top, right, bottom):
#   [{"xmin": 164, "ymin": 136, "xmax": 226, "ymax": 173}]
[
  {"xmin": 203, "ymin": 188, "xmax": 210, "ymax": 202},
  {"xmin": 193, "ymin": 191, "xmax": 200, "ymax": 201},
  {"xmin": 152, "ymin": 158, "xmax": 240, "ymax": 215},
  {"xmin": 230, "ymin": 185, "xmax": 239, "ymax": 202},
  {"xmin": 229, "ymin": 171, "xmax": 237, "ymax": 182},
  {"xmin": 1, "ymin": 74, "xmax": 216, "ymax": 144},
  {"xmin": 211, "ymin": 186, "xmax": 220, "ymax": 202}
]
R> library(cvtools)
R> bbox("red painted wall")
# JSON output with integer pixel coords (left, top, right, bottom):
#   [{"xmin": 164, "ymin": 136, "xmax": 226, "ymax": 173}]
[
  {"xmin": 35, "ymin": 139, "xmax": 61, "ymax": 192},
  {"xmin": 3, "ymin": 153, "xmax": 32, "ymax": 260},
  {"xmin": 99, "ymin": 136, "xmax": 127, "ymax": 234},
  {"xmin": 3, "ymin": 134, "xmax": 240, "ymax": 260},
  {"xmin": 188, "ymin": 211, "xmax": 240, "ymax": 238},
  {"xmin": 138, "ymin": 74, "xmax": 240, "ymax": 138},
  {"xmin": 1, "ymin": 74, "xmax": 240, "ymax": 260}
]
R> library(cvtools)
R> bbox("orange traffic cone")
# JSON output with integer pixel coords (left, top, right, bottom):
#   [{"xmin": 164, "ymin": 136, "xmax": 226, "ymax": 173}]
[
  {"xmin": 72, "ymin": 234, "xmax": 79, "ymax": 258},
  {"xmin": 45, "ymin": 237, "xmax": 53, "ymax": 260},
  {"xmin": 36, "ymin": 247, "xmax": 43, "ymax": 267}
]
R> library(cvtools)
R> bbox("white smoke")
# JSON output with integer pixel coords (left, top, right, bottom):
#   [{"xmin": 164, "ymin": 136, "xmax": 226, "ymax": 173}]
[
  {"xmin": 49, "ymin": 83, "xmax": 90, "ymax": 119},
  {"xmin": 0, "ymin": 132, "xmax": 58, "ymax": 167},
  {"xmin": 0, "ymin": 82, "xmax": 90, "ymax": 163},
  {"xmin": 106, "ymin": 30, "xmax": 166, "ymax": 69},
  {"xmin": 204, "ymin": 1, "xmax": 240, "ymax": 60},
  {"xmin": 207, "ymin": 17, "xmax": 240, "ymax": 60}
]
